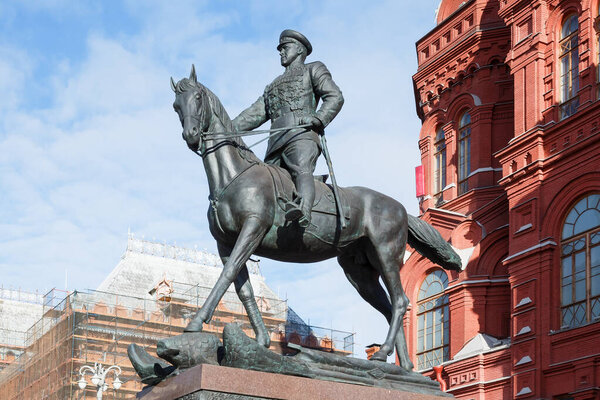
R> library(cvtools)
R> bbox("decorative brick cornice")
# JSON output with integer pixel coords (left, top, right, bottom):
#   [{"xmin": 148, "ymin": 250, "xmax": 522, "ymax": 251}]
[
  {"xmin": 442, "ymin": 122, "xmax": 455, "ymax": 142},
  {"xmin": 494, "ymin": 111, "xmax": 513, "ymax": 120},
  {"xmin": 419, "ymin": 137, "xmax": 431, "ymax": 155}
]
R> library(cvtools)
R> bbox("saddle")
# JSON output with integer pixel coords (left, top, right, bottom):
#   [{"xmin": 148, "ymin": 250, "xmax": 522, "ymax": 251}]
[{"xmin": 264, "ymin": 164, "xmax": 350, "ymax": 221}]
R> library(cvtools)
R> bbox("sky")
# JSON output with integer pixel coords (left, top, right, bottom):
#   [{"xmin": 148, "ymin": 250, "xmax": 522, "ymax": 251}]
[{"xmin": 0, "ymin": 0, "xmax": 442, "ymax": 357}]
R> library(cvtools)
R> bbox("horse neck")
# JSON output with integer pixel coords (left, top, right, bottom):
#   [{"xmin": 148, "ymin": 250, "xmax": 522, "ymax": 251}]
[{"xmin": 202, "ymin": 113, "xmax": 255, "ymax": 197}]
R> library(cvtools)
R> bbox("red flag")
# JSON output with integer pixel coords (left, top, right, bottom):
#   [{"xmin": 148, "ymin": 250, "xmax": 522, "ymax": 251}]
[{"xmin": 415, "ymin": 165, "xmax": 425, "ymax": 197}]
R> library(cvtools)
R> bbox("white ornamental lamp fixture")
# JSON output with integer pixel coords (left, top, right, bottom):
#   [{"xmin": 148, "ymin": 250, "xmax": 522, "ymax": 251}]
[{"xmin": 78, "ymin": 362, "xmax": 122, "ymax": 400}]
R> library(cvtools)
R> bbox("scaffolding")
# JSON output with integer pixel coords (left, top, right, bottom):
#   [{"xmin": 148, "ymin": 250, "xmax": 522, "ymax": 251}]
[{"xmin": 0, "ymin": 283, "xmax": 354, "ymax": 399}]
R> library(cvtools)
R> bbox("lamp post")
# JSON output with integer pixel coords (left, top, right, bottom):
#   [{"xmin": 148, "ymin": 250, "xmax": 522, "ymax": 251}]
[{"xmin": 78, "ymin": 362, "xmax": 122, "ymax": 400}]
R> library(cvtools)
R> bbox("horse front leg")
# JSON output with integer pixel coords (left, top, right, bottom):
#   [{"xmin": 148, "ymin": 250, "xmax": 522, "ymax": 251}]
[
  {"xmin": 185, "ymin": 216, "xmax": 268, "ymax": 332},
  {"xmin": 216, "ymin": 243, "xmax": 271, "ymax": 348}
]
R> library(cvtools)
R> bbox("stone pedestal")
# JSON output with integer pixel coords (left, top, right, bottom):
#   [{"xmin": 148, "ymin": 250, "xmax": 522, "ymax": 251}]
[{"xmin": 136, "ymin": 364, "xmax": 451, "ymax": 400}]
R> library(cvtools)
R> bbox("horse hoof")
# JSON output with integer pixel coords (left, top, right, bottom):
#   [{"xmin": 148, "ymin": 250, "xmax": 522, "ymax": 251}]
[
  {"xmin": 257, "ymin": 334, "xmax": 271, "ymax": 348},
  {"xmin": 370, "ymin": 350, "xmax": 387, "ymax": 362}
]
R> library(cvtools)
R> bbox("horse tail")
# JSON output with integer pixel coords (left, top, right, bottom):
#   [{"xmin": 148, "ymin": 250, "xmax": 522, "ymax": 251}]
[{"xmin": 406, "ymin": 214, "xmax": 462, "ymax": 272}]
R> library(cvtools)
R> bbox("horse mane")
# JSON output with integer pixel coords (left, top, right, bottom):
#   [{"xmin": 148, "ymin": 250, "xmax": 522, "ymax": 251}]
[{"xmin": 174, "ymin": 78, "xmax": 261, "ymax": 163}]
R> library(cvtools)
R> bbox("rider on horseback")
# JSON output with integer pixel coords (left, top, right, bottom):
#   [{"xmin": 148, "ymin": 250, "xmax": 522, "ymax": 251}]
[{"xmin": 232, "ymin": 29, "xmax": 344, "ymax": 228}]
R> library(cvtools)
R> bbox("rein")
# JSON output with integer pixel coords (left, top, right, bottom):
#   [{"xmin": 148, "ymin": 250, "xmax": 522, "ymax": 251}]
[
  {"xmin": 201, "ymin": 124, "xmax": 311, "ymax": 140},
  {"xmin": 195, "ymin": 123, "xmax": 312, "ymax": 156}
]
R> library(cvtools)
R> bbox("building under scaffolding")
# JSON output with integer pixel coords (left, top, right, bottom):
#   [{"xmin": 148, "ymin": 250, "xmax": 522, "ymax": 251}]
[
  {"xmin": 0, "ymin": 236, "xmax": 354, "ymax": 399},
  {"xmin": 0, "ymin": 287, "xmax": 45, "ymax": 375}
]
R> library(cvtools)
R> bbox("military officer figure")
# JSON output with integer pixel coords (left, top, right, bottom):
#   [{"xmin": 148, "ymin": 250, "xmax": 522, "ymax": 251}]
[{"xmin": 232, "ymin": 29, "xmax": 344, "ymax": 228}]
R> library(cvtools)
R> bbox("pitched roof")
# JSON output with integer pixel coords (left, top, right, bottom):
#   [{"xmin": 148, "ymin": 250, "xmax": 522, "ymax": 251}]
[{"xmin": 96, "ymin": 234, "xmax": 284, "ymax": 315}]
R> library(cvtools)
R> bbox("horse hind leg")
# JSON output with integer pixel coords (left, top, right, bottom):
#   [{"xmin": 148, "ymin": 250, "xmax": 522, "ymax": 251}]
[
  {"xmin": 338, "ymin": 251, "xmax": 413, "ymax": 370},
  {"xmin": 393, "ymin": 292, "xmax": 413, "ymax": 371},
  {"xmin": 337, "ymin": 254, "xmax": 393, "ymax": 325},
  {"xmin": 365, "ymin": 227, "xmax": 414, "ymax": 370}
]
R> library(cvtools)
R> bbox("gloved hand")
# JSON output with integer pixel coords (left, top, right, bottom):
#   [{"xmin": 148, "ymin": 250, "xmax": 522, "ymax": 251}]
[{"xmin": 299, "ymin": 116, "xmax": 324, "ymax": 134}]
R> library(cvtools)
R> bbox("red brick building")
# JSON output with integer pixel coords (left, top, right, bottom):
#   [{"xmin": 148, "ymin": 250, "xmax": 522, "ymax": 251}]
[{"xmin": 406, "ymin": 0, "xmax": 600, "ymax": 398}]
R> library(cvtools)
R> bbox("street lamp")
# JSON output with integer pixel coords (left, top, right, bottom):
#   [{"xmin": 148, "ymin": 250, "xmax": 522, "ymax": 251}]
[{"xmin": 78, "ymin": 362, "xmax": 122, "ymax": 400}]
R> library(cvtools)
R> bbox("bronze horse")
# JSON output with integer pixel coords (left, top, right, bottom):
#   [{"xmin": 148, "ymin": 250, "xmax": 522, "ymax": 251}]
[{"xmin": 171, "ymin": 66, "xmax": 461, "ymax": 370}]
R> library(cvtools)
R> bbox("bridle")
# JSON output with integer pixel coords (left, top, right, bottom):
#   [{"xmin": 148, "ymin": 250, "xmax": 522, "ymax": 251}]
[{"xmin": 179, "ymin": 87, "xmax": 310, "ymax": 158}]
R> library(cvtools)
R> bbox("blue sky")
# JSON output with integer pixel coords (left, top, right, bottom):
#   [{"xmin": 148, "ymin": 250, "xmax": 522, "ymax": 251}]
[{"xmin": 0, "ymin": 0, "xmax": 442, "ymax": 356}]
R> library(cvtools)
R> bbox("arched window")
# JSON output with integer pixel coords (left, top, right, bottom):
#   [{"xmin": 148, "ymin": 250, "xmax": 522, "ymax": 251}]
[
  {"xmin": 416, "ymin": 270, "xmax": 450, "ymax": 370},
  {"xmin": 458, "ymin": 112, "xmax": 471, "ymax": 195},
  {"xmin": 433, "ymin": 126, "xmax": 446, "ymax": 204},
  {"xmin": 559, "ymin": 14, "xmax": 580, "ymax": 119},
  {"xmin": 560, "ymin": 194, "xmax": 600, "ymax": 328}
]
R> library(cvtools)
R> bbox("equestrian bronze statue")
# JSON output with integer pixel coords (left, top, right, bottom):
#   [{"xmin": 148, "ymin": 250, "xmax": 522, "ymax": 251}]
[{"xmin": 170, "ymin": 63, "xmax": 461, "ymax": 371}]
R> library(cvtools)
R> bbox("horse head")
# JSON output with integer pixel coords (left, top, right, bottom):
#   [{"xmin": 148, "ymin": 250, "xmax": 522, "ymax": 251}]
[{"xmin": 171, "ymin": 65, "xmax": 212, "ymax": 152}]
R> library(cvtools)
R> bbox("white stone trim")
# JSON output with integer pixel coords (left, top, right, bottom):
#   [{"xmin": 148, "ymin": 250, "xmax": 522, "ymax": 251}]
[
  {"xmin": 453, "ymin": 245, "xmax": 475, "ymax": 271},
  {"xmin": 467, "ymin": 167, "xmax": 502, "ymax": 178},
  {"xmin": 517, "ymin": 326, "xmax": 532, "ymax": 335},
  {"xmin": 515, "ymin": 223, "xmax": 533, "ymax": 234},
  {"xmin": 516, "ymin": 387, "xmax": 532, "ymax": 396},
  {"xmin": 475, "ymin": 220, "xmax": 487, "ymax": 239},
  {"xmin": 515, "ymin": 297, "xmax": 532, "ymax": 308},
  {"xmin": 452, "ymin": 333, "xmax": 510, "ymax": 361},
  {"xmin": 503, "ymin": 240, "xmax": 557, "ymax": 263},
  {"xmin": 446, "ymin": 277, "xmax": 509, "ymax": 291},
  {"xmin": 429, "ymin": 207, "xmax": 467, "ymax": 217},
  {"xmin": 515, "ymin": 355, "xmax": 532, "ymax": 366}
]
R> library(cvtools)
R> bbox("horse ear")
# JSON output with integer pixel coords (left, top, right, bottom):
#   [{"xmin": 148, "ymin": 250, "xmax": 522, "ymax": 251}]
[
  {"xmin": 170, "ymin": 77, "xmax": 177, "ymax": 92},
  {"xmin": 190, "ymin": 64, "xmax": 197, "ymax": 83}
]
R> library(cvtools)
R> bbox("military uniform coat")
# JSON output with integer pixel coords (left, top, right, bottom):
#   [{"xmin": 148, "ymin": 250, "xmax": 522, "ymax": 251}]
[{"xmin": 232, "ymin": 61, "xmax": 344, "ymax": 159}]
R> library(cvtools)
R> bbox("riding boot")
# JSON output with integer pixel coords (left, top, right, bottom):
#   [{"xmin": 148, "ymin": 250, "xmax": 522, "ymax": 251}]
[{"xmin": 296, "ymin": 172, "xmax": 315, "ymax": 228}]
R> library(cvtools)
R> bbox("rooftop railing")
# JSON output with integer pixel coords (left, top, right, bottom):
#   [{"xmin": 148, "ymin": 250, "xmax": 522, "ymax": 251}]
[
  {"xmin": 0, "ymin": 287, "xmax": 44, "ymax": 305},
  {"xmin": 126, "ymin": 233, "xmax": 262, "ymax": 275}
]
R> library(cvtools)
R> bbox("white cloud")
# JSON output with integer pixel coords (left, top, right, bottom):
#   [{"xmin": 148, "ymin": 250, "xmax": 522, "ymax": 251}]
[
  {"xmin": 51, "ymin": 36, "xmax": 170, "ymax": 122},
  {"xmin": 0, "ymin": 46, "xmax": 32, "ymax": 114}
]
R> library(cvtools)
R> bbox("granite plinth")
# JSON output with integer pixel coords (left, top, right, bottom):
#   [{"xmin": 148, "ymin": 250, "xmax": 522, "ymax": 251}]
[{"xmin": 136, "ymin": 364, "xmax": 451, "ymax": 400}]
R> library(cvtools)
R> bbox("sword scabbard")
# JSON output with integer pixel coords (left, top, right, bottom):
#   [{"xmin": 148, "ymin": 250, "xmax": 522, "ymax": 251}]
[{"xmin": 320, "ymin": 135, "xmax": 347, "ymax": 229}]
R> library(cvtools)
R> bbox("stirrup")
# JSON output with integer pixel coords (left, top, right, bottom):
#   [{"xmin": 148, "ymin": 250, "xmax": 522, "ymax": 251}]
[
  {"xmin": 285, "ymin": 205, "xmax": 303, "ymax": 221},
  {"xmin": 298, "ymin": 214, "xmax": 310, "ymax": 228}
]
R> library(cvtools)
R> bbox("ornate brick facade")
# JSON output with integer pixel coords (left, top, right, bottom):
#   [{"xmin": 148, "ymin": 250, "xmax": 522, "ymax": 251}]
[{"xmin": 407, "ymin": 0, "xmax": 600, "ymax": 398}]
